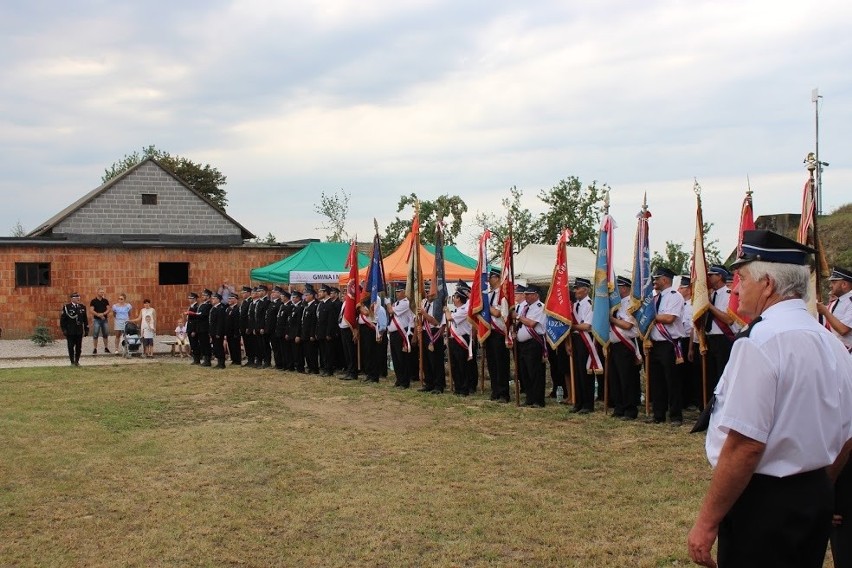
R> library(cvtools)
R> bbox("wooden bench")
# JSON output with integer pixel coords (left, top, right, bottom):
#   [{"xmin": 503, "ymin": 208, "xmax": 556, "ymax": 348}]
[{"xmin": 160, "ymin": 340, "xmax": 181, "ymax": 356}]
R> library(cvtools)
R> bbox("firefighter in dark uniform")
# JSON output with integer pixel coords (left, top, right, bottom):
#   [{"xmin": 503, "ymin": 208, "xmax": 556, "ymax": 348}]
[
  {"xmin": 60, "ymin": 292, "xmax": 88, "ymax": 366},
  {"xmin": 328, "ymin": 287, "xmax": 345, "ymax": 372},
  {"xmin": 266, "ymin": 286, "xmax": 283, "ymax": 370},
  {"xmin": 225, "ymin": 294, "xmax": 242, "ymax": 365},
  {"xmin": 316, "ymin": 284, "xmax": 334, "ymax": 376},
  {"xmin": 417, "ymin": 283, "xmax": 447, "ymax": 394},
  {"xmin": 287, "ymin": 290, "xmax": 305, "ymax": 372},
  {"xmin": 301, "ymin": 285, "xmax": 320, "ymax": 374},
  {"xmin": 208, "ymin": 293, "xmax": 227, "ymax": 369},
  {"xmin": 195, "ymin": 289, "xmax": 213, "ymax": 367},
  {"xmin": 186, "ymin": 292, "xmax": 200, "ymax": 364},
  {"xmin": 274, "ymin": 289, "xmax": 292, "ymax": 371},
  {"xmin": 253, "ymin": 285, "xmax": 271, "ymax": 368},
  {"xmin": 238, "ymin": 286, "xmax": 254, "ymax": 367}
]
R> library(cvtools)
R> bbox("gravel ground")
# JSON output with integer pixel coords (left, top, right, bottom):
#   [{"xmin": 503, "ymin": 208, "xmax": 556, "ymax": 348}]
[{"xmin": 0, "ymin": 337, "xmax": 184, "ymax": 369}]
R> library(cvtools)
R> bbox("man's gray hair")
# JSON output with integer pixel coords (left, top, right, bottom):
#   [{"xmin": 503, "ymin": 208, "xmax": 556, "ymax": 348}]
[{"xmin": 740, "ymin": 261, "xmax": 810, "ymax": 301}]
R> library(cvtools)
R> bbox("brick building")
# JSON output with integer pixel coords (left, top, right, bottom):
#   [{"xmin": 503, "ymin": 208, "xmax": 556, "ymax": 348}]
[{"xmin": 1, "ymin": 159, "xmax": 299, "ymax": 339}]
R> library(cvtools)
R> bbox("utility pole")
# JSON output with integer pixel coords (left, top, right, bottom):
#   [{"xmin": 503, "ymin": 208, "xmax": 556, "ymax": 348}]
[{"xmin": 811, "ymin": 88, "xmax": 828, "ymax": 216}]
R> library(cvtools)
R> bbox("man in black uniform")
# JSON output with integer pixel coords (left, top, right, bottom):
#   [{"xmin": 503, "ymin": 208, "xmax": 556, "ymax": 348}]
[
  {"xmin": 60, "ymin": 292, "xmax": 88, "ymax": 366},
  {"xmin": 328, "ymin": 287, "xmax": 345, "ymax": 372},
  {"xmin": 186, "ymin": 292, "xmax": 200, "ymax": 364},
  {"xmin": 225, "ymin": 294, "xmax": 242, "ymax": 366},
  {"xmin": 266, "ymin": 286, "xmax": 283, "ymax": 370},
  {"xmin": 253, "ymin": 285, "xmax": 271, "ymax": 368},
  {"xmin": 274, "ymin": 289, "xmax": 292, "ymax": 371},
  {"xmin": 316, "ymin": 284, "xmax": 334, "ymax": 376},
  {"xmin": 417, "ymin": 284, "xmax": 447, "ymax": 394},
  {"xmin": 301, "ymin": 285, "xmax": 320, "ymax": 374},
  {"xmin": 239, "ymin": 286, "xmax": 254, "ymax": 367},
  {"xmin": 194, "ymin": 289, "xmax": 213, "ymax": 366},
  {"xmin": 484, "ymin": 269, "xmax": 512, "ymax": 402},
  {"xmin": 287, "ymin": 290, "xmax": 305, "ymax": 372},
  {"xmin": 209, "ymin": 293, "xmax": 227, "ymax": 369}
]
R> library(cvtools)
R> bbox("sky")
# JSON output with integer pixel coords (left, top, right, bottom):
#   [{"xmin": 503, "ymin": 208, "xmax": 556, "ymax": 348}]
[{"xmin": 2, "ymin": 0, "xmax": 850, "ymax": 270}]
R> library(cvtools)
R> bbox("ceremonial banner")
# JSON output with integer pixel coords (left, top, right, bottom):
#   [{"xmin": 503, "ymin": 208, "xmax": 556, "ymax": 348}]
[
  {"xmin": 691, "ymin": 190, "xmax": 711, "ymax": 354},
  {"xmin": 343, "ymin": 239, "xmax": 360, "ymax": 328},
  {"xmin": 591, "ymin": 214, "xmax": 620, "ymax": 347},
  {"xmin": 468, "ymin": 230, "xmax": 492, "ymax": 343},
  {"xmin": 405, "ymin": 210, "xmax": 425, "ymax": 309},
  {"xmin": 499, "ymin": 235, "xmax": 515, "ymax": 347},
  {"xmin": 727, "ymin": 190, "xmax": 754, "ymax": 325},
  {"xmin": 630, "ymin": 201, "xmax": 655, "ymax": 338},
  {"xmin": 544, "ymin": 229, "xmax": 573, "ymax": 348},
  {"xmin": 431, "ymin": 220, "xmax": 449, "ymax": 321},
  {"xmin": 365, "ymin": 225, "xmax": 386, "ymax": 305},
  {"xmin": 797, "ymin": 176, "xmax": 830, "ymax": 316}
]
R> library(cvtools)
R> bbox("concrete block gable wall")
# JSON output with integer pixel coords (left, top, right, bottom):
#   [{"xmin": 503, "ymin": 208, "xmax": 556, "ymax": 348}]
[{"xmin": 53, "ymin": 161, "xmax": 241, "ymax": 240}]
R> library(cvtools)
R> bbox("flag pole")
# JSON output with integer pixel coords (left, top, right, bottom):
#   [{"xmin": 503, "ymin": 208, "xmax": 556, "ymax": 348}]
[
  {"xmin": 639, "ymin": 193, "xmax": 652, "ymax": 417},
  {"xmin": 507, "ymin": 214, "xmax": 521, "ymax": 406},
  {"xmin": 601, "ymin": 191, "xmax": 611, "ymax": 415},
  {"xmin": 806, "ymin": 155, "xmax": 823, "ymax": 303}
]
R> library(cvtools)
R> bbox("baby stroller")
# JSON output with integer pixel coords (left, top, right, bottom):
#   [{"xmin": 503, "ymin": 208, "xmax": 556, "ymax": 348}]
[{"xmin": 121, "ymin": 321, "xmax": 143, "ymax": 358}]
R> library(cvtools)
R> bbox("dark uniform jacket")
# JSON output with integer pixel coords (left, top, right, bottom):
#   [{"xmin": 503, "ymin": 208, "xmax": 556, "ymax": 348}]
[
  {"xmin": 60, "ymin": 303, "xmax": 88, "ymax": 336},
  {"xmin": 317, "ymin": 299, "xmax": 332, "ymax": 339},
  {"xmin": 226, "ymin": 303, "xmax": 241, "ymax": 338},
  {"xmin": 195, "ymin": 301, "xmax": 212, "ymax": 334},
  {"xmin": 275, "ymin": 301, "xmax": 293, "ymax": 338},
  {"xmin": 209, "ymin": 303, "xmax": 226, "ymax": 338},
  {"xmin": 253, "ymin": 296, "xmax": 270, "ymax": 333},
  {"xmin": 265, "ymin": 298, "xmax": 281, "ymax": 335},
  {"xmin": 186, "ymin": 301, "xmax": 199, "ymax": 334},
  {"xmin": 330, "ymin": 298, "xmax": 343, "ymax": 338},
  {"xmin": 239, "ymin": 297, "xmax": 252, "ymax": 334},
  {"xmin": 301, "ymin": 300, "xmax": 319, "ymax": 340},
  {"xmin": 288, "ymin": 301, "xmax": 305, "ymax": 339}
]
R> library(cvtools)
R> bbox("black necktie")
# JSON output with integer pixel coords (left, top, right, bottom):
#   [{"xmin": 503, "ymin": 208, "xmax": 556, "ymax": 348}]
[{"xmin": 704, "ymin": 291, "xmax": 717, "ymax": 332}]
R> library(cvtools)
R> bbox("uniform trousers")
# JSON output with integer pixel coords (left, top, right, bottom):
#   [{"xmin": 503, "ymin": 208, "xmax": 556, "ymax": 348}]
[
  {"xmin": 197, "ymin": 331, "xmax": 211, "ymax": 362},
  {"xmin": 486, "ymin": 331, "xmax": 511, "ymax": 400},
  {"xmin": 649, "ymin": 340, "xmax": 683, "ymax": 422},
  {"xmin": 241, "ymin": 332, "xmax": 255, "ymax": 365},
  {"xmin": 704, "ymin": 333, "xmax": 733, "ymax": 402},
  {"xmin": 718, "ymin": 468, "xmax": 832, "ymax": 568},
  {"xmin": 304, "ymin": 338, "xmax": 319, "ymax": 373},
  {"xmin": 65, "ymin": 334, "xmax": 83, "ymax": 364},
  {"xmin": 448, "ymin": 334, "xmax": 476, "ymax": 395},
  {"xmin": 832, "ymin": 462, "xmax": 852, "ymax": 568},
  {"xmin": 681, "ymin": 338, "xmax": 701, "ymax": 408},
  {"xmin": 518, "ymin": 337, "xmax": 546, "ymax": 405},
  {"xmin": 607, "ymin": 342, "xmax": 640, "ymax": 418},
  {"xmin": 571, "ymin": 334, "xmax": 596, "ymax": 411},
  {"xmin": 271, "ymin": 335, "xmax": 284, "ymax": 369},
  {"xmin": 189, "ymin": 332, "xmax": 201, "ymax": 363},
  {"xmin": 257, "ymin": 332, "xmax": 271, "ymax": 366},
  {"xmin": 227, "ymin": 335, "xmax": 242, "ymax": 365},
  {"xmin": 547, "ymin": 341, "xmax": 570, "ymax": 398},
  {"xmin": 422, "ymin": 330, "xmax": 446, "ymax": 392},
  {"xmin": 358, "ymin": 324, "xmax": 380, "ymax": 381},
  {"xmin": 389, "ymin": 330, "xmax": 411, "ymax": 387},
  {"xmin": 340, "ymin": 327, "xmax": 358, "ymax": 378},
  {"xmin": 212, "ymin": 336, "xmax": 226, "ymax": 367},
  {"xmin": 291, "ymin": 338, "xmax": 305, "ymax": 372}
]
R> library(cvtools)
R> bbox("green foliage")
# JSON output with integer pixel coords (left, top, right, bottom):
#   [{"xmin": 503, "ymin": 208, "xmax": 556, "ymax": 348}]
[
  {"xmin": 651, "ymin": 241, "xmax": 690, "ymax": 274},
  {"xmin": 381, "ymin": 194, "xmax": 468, "ymax": 254},
  {"xmin": 536, "ymin": 177, "xmax": 605, "ymax": 250},
  {"xmin": 821, "ymin": 203, "xmax": 852, "ymax": 268},
  {"xmin": 313, "ymin": 189, "xmax": 350, "ymax": 242},
  {"xmin": 474, "ymin": 186, "xmax": 538, "ymax": 258},
  {"xmin": 102, "ymin": 145, "xmax": 228, "ymax": 210},
  {"xmin": 30, "ymin": 317, "xmax": 54, "ymax": 347}
]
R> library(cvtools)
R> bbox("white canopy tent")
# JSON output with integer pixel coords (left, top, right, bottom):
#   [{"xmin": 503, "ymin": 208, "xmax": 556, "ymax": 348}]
[{"xmin": 512, "ymin": 244, "xmax": 631, "ymax": 286}]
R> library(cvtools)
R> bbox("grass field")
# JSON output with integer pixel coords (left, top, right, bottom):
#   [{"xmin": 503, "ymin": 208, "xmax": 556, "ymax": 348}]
[{"xmin": 0, "ymin": 362, "xmax": 813, "ymax": 567}]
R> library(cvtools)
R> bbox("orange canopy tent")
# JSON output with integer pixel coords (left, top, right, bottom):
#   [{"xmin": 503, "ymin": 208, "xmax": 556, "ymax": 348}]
[{"xmin": 340, "ymin": 230, "xmax": 476, "ymax": 284}]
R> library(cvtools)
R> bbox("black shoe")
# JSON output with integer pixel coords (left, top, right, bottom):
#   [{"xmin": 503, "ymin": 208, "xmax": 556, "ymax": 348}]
[
  {"xmin": 670, "ymin": 420, "xmax": 683, "ymax": 427},
  {"xmin": 201, "ymin": 361, "xmax": 212, "ymax": 367},
  {"xmin": 191, "ymin": 360, "xmax": 200, "ymax": 365},
  {"xmin": 104, "ymin": 347, "xmax": 110, "ymax": 354},
  {"xmin": 499, "ymin": 397, "xmax": 511, "ymax": 403},
  {"xmin": 261, "ymin": 363, "xmax": 270, "ymax": 369},
  {"xmin": 92, "ymin": 348, "xmax": 97, "ymax": 355},
  {"xmin": 644, "ymin": 417, "xmax": 664, "ymax": 424},
  {"xmin": 568, "ymin": 407, "xmax": 582, "ymax": 413},
  {"xmin": 578, "ymin": 408, "xmax": 592, "ymax": 415},
  {"xmin": 431, "ymin": 389, "xmax": 443, "ymax": 394}
]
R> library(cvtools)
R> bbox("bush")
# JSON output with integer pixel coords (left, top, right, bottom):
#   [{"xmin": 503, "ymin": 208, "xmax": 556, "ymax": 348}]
[{"xmin": 31, "ymin": 318, "xmax": 54, "ymax": 347}]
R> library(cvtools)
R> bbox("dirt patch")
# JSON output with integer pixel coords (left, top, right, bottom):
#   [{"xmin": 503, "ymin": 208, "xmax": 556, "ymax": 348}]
[{"xmin": 284, "ymin": 396, "xmax": 435, "ymax": 432}]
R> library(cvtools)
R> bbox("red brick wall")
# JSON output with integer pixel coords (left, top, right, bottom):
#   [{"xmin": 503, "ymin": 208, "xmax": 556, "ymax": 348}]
[{"xmin": 0, "ymin": 245, "xmax": 295, "ymax": 339}]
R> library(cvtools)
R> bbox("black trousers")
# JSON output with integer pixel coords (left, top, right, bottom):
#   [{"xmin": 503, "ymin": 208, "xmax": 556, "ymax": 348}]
[
  {"xmin": 258, "ymin": 332, "xmax": 271, "ymax": 365},
  {"xmin": 280, "ymin": 337, "xmax": 292, "ymax": 370},
  {"xmin": 704, "ymin": 334, "xmax": 733, "ymax": 401},
  {"xmin": 681, "ymin": 338, "xmax": 701, "ymax": 408},
  {"xmin": 212, "ymin": 335, "xmax": 225, "ymax": 367},
  {"xmin": 291, "ymin": 338, "xmax": 304, "ymax": 372},
  {"xmin": 197, "ymin": 331, "xmax": 211, "ymax": 361},
  {"xmin": 389, "ymin": 330, "xmax": 410, "ymax": 386},
  {"xmin": 305, "ymin": 339, "xmax": 319, "ymax": 373},
  {"xmin": 518, "ymin": 338, "xmax": 546, "ymax": 405},
  {"xmin": 718, "ymin": 469, "xmax": 832, "ymax": 568},
  {"xmin": 832, "ymin": 462, "xmax": 852, "ymax": 568},
  {"xmin": 422, "ymin": 331, "xmax": 446, "ymax": 392},
  {"xmin": 189, "ymin": 332, "xmax": 201, "ymax": 362},
  {"xmin": 65, "ymin": 334, "xmax": 82, "ymax": 363},
  {"xmin": 340, "ymin": 327, "xmax": 358, "ymax": 378},
  {"xmin": 608, "ymin": 342, "xmax": 640, "ymax": 418},
  {"xmin": 486, "ymin": 332, "xmax": 511, "ymax": 400},
  {"xmin": 242, "ymin": 332, "xmax": 255, "ymax": 364},
  {"xmin": 571, "ymin": 334, "xmax": 596, "ymax": 411},
  {"xmin": 270, "ymin": 335, "xmax": 284, "ymax": 369},
  {"xmin": 227, "ymin": 335, "xmax": 242, "ymax": 364},
  {"xmin": 448, "ymin": 335, "xmax": 476, "ymax": 395},
  {"xmin": 649, "ymin": 340, "xmax": 682, "ymax": 422}
]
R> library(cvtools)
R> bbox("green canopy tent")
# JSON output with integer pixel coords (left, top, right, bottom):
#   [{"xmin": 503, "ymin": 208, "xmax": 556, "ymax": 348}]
[
  {"xmin": 250, "ymin": 242, "xmax": 369, "ymax": 284},
  {"xmin": 423, "ymin": 244, "xmax": 478, "ymax": 270}
]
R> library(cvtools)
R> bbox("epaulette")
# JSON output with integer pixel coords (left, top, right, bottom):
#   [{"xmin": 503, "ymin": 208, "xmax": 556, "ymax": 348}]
[
  {"xmin": 536, "ymin": 301, "xmax": 543, "ymax": 307},
  {"xmin": 734, "ymin": 316, "xmax": 762, "ymax": 341},
  {"xmin": 724, "ymin": 289, "xmax": 731, "ymax": 294},
  {"xmin": 669, "ymin": 290, "xmax": 677, "ymax": 294}
]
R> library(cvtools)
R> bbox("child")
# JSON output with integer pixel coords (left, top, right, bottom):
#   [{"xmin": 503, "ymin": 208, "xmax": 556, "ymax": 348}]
[
  {"xmin": 141, "ymin": 314, "xmax": 156, "ymax": 358},
  {"xmin": 175, "ymin": 316, "xmax": 189, "ymax": 357}
]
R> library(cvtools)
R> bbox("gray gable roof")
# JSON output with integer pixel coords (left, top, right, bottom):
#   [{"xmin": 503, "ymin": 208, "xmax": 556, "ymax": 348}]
[{"xmin": 28, "ymin": 158, "xmax": 255, "ymax": 241}]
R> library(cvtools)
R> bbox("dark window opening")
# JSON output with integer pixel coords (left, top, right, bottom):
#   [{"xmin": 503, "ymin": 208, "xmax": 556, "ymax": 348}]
[
  {"xmin": 16, "ymin": 262, "xmax": 51, "ymax": 287},
  {"xmin": 142, "ymin": 193, "xmax": 158, "ymax": 205},
  {"xmin": 159, "ymin": 262, "xmax": 189, "ymax": 285}
]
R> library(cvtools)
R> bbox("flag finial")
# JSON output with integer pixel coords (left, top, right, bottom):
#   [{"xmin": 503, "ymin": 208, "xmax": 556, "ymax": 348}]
[
  {"xmin": 693, "ymin": 178, "xmax": 702, "ymax": 197},
  {"xmin": 746, "ymin": 176, "xmax": 753, "ymax": 198},
  {"xmin": 601, "ymin": 189, "xmax": 611, "ymax": 215}
]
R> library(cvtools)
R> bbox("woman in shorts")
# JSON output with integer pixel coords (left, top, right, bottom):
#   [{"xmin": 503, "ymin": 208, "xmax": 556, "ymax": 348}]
[{"xmin": 111, "ymin": 293, "xmax": 133, "ymax": 353}]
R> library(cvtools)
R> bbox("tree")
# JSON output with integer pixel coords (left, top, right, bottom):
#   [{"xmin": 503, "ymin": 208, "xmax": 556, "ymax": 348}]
[
  {"xmin": 381, "ymin": 194, "xmax": 468, "ymax": 254},
  {"xmin": 9, "ymin": 219, "xmax": 26, "ymax": 237},
  {"xmin": 313, "ymin": 189, "xmax": 350, "ymax": 242},
  {"xmin": 536, "ymin": 177, "xmax": 605, "ymax": 250},
  {"xmin": 651, "ymin": 241, "xmax": 690, "ymax": 274},
  {"xmin": 251, "ymin": 232, "xmax": 278, "ymax": 245},
  {"xmin": 103, "ymin": 145, "xmax": 228, "ymax": 210},
  {"xmin": 473, "ymin": 186, "xmax": 537, "ymax": 258}
]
